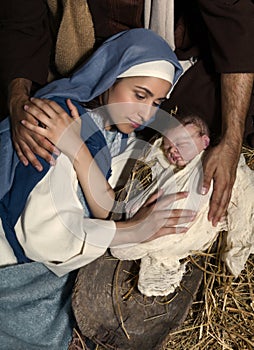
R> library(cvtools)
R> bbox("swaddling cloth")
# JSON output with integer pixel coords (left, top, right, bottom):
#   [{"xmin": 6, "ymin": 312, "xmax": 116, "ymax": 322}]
[{"xmin": 111, "ymin": 147, "xmax": 254, "ymax": 296}]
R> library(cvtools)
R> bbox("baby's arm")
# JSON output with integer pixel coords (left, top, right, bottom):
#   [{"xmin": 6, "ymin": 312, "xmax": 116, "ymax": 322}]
[{"xmin": 21, "ymin": 98, "xmax": 115, "ymax": 219}]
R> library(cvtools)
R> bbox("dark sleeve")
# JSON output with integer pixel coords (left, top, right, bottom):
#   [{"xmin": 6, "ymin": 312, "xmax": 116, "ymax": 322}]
[
  {"xmin": 0, "ymin": 0, "xmax": 51, "ymax": 87},
  {"xmin": 197, "ymin": 0, "xmax": 254, "ymax": 73},
  {"xmin": 87, "ymin": 0, "xmax": 144, "ymax": 47}
]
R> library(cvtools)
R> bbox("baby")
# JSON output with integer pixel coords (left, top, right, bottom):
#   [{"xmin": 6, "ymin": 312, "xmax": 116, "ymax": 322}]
[
  {"xmin": 111, "ymin": 113, "xmax": 254, "ymax": 297},
  {"xmin": 162, "ymin": 114, "xmax": 210, "ymax": 167}
]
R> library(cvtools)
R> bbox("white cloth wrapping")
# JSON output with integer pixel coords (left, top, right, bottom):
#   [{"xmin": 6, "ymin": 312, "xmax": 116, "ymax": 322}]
[{"xmin": 111, "ymin": 139, "xmax": 254, "ymax": 296}]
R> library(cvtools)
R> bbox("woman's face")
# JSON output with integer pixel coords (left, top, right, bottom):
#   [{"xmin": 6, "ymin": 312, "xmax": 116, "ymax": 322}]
[{"xmin": 105, "ymin": 76, "xmax": 171, "ymax": 134}]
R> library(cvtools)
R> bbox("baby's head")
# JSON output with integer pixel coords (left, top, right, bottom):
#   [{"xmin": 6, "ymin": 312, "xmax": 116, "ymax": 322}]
[{"xmin": 162, "ymin": 114, "xmax": 210, "ymax": 167}]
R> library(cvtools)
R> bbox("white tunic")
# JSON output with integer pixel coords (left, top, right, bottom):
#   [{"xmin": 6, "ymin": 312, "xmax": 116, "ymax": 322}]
[{"xmin": 0, "ymin": 154, "xmax": 116, "ymax": 276}]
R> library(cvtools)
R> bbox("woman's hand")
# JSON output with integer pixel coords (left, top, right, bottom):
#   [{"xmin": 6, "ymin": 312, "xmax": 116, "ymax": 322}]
[
  {"xmin": 112, "ymin": 190, "xmax": 196, "ymax": 246},
  {"xmin": 21, "ymin": 98, "xmax": 83, "ymax": 163}
]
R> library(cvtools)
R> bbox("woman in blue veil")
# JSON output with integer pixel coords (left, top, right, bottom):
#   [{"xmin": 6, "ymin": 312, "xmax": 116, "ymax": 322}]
[{"xmin": 0, "ymin": 29, "xmax": 184, "ymax": 349}]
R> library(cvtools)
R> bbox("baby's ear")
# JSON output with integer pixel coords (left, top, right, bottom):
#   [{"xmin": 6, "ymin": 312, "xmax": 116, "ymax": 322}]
[{"xmin": 202, "ymin": 135, "xmax": 210, "ymax": 149}]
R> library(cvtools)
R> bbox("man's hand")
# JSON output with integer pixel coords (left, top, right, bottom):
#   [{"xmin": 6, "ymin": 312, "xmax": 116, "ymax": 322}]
[
  {"xmin": 8, "ymin": 79, "xmax": 57, "ymax": 171},
  {"xmin": 201, "ymin": 140, "xmax": 240, "ymax": 227},
  {"xmin": 202, "ymin": 73, "xmax": 254, "ymax": 227}
]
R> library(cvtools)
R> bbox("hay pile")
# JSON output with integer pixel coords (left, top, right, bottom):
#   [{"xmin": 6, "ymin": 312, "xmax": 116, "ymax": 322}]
[
  {"xmin": 242, "ymin": 145, "xmax": 254, "ymax": 170},
  {"xmin": 165, "ymin": 239, "xmax": 254, "ymax": 350}
]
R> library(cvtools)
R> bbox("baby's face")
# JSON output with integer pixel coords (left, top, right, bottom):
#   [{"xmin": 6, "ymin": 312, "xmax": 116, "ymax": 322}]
[{"xmin": 162, "ymin": 124, "xmax": 209, "ymax": 166}]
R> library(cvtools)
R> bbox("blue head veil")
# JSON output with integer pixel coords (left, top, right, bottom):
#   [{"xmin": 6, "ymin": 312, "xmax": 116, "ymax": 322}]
[
  {"xmin": 36, "ymin": 28, "xmax": 183, "ymax": 101},
  {"xmin": 0, "ymin": 29, "xmax": 183, "ymax": 200}
]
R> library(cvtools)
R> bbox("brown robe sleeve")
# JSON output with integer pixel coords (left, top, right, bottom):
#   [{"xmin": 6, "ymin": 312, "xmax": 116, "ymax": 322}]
[
  {"xmin": 87, "ymin": 0, "xmax": 144, "ymax": 47},
  {"xmin": 197, "ymin": 0, "xmax": 254, "ymax": 73},
  {"xmin": 0, "ymin": 0, "xmax": 51, "ymax": 87}
]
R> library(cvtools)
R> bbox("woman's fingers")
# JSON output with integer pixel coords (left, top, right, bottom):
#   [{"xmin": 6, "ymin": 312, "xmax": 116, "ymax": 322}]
[
  {"xmin": 29, "ymin": 97, "xmax": 65, "ymax": 115},
  {"xmin": 153, "ymin": 191, "xmax": 189, "ymax": 210},
  {"xmin": 24, "ymin": 98, "xmax": 71, "ymax": 126},
  {"xmin": 144, "ymin": 210, "xmax": 195, "ymax": 242},
  {"xmin": 144, "ymin": 190, "xmax": 189, "ymax": 209},
  {"xmin": 66, "ymin": 99, "xmax": 80, "ymax": 120},
  {"xmin": 14, "ymin": 132, "xmax": 56, "ymax": 167},
  {"xmin": 143, "ymin": 189, "xmax": 164, "ymax": 207},
  {"xmin": 163, "ymin": 209, "xmax": 196, "ymax": 224},
  {"xmin": 21, "ymin": 97, "xmax": 81, "ymax": 149},
  {"xmin": 21, "ymin": 119, "xmax": 48, "ymax": 136},
  {"xmin": 150, "ymin": 226, "xmax": 188, "ymax": 240},
  {"xmin": 23, "ymin": 104, "xmax": 53, "ymax": 129}
]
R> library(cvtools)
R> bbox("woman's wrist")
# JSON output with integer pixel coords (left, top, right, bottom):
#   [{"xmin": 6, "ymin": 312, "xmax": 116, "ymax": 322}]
[{"xmin": 111, "ymin": 219, "xmax": 142, "ymax": 247}]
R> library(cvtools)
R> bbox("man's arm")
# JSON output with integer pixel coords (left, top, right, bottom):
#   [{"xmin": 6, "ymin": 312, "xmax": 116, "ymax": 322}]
[
  {"xmin": 197, "ymin": 0, "xmax": 254, "ymax": 225},
  {"xmin": 202, "ymin": 73, "xmax": 254, "ymax": 226},
  {"xmin": 8, "ymin": 79, "xmax": 56, "ymax": 170},
  {"xmin": 0, "ymin": 0, "xmax": 53, "ymax": 170},
  {"xmin": 197, "ymin": 0, "xmax": 254, "ymax": 73}
]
